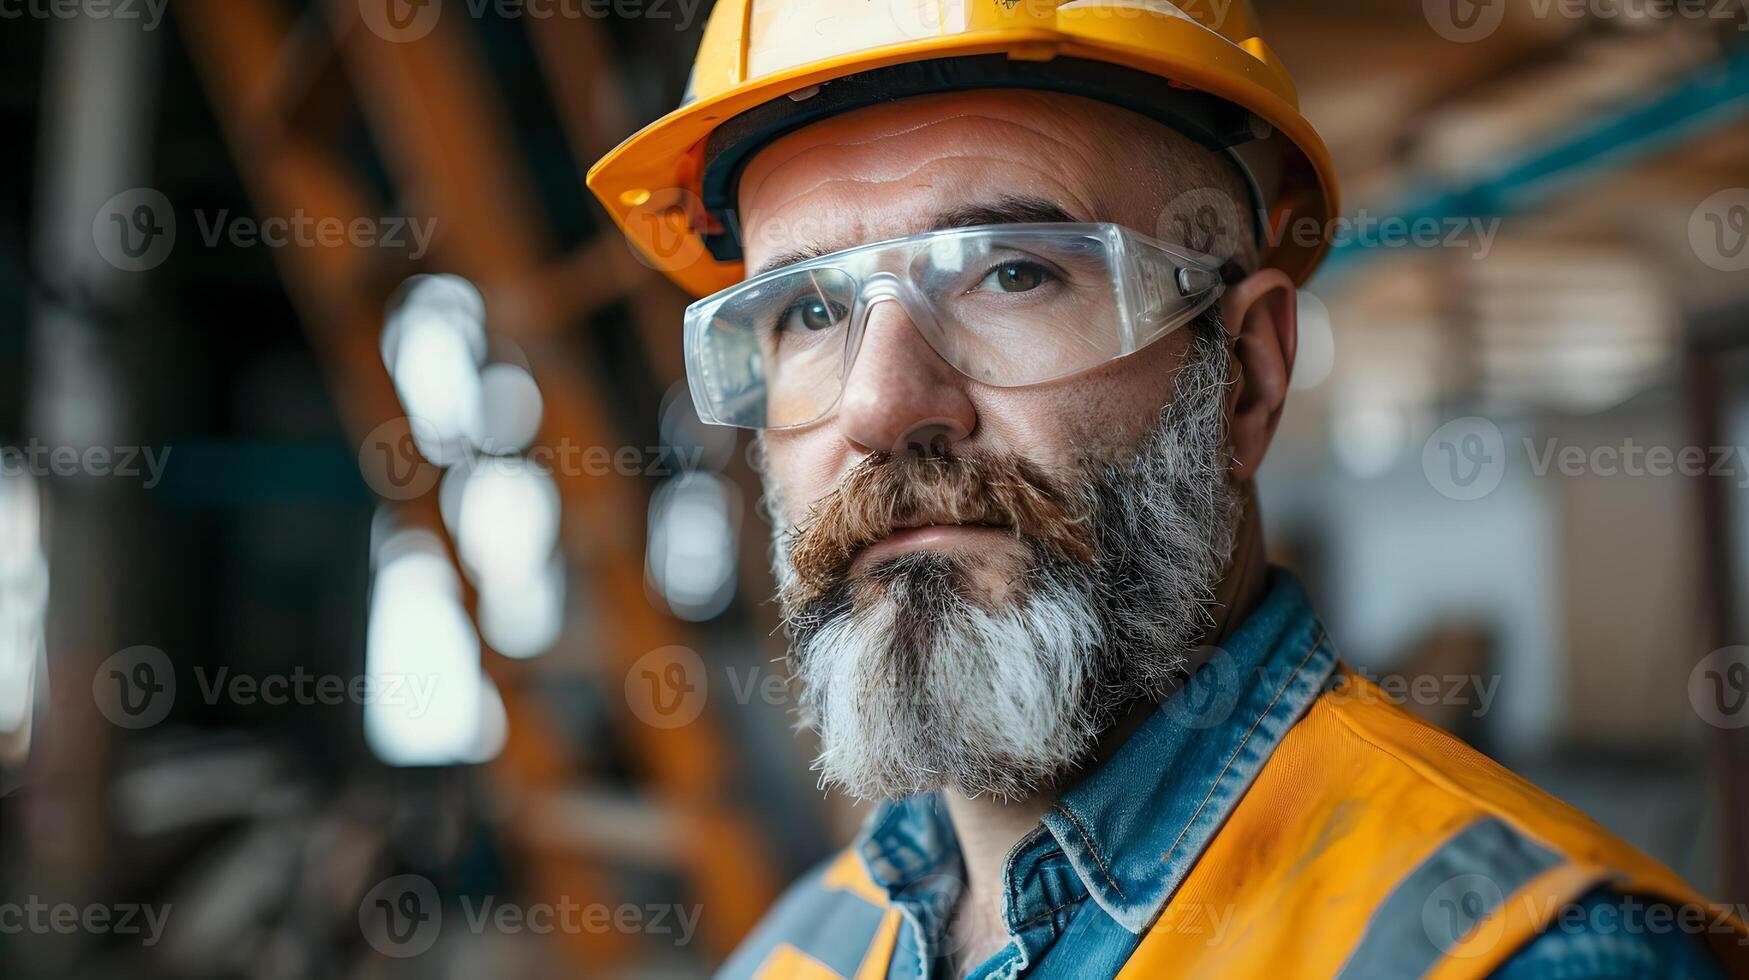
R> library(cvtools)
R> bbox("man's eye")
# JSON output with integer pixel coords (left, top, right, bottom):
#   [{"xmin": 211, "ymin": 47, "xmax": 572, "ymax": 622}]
[
  {"xmin": 777, "ymin": 297, "xmax": 848, "ymax": 332},
  {"xmin": 974, "ymin": 261, "xmax": 1053, "ymax": 293}
]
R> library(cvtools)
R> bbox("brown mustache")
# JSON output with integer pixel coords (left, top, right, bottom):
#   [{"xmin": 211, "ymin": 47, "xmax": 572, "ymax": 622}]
[{"xmin": 784, "ymin": 451, "xmax": 1098, "ymax": 603}]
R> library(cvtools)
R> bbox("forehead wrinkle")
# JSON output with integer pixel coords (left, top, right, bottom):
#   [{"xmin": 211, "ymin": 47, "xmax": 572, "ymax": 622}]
[
  {"xmin": 769, "ymin": 110, "xmax": 1007, "ymax": 150},
  {"xmin": 743, "ymin": 160, "xmax": 1098, "ymax": 265},
  {"xmin": 756, "ymin": 153, "xmax": 1093, "ymax": 214}
]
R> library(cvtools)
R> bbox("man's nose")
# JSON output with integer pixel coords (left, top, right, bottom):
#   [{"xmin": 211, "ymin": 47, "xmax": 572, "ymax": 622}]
[{"xmin": 835, "ymin": 298, "xmax": 975, "ymax": 455}]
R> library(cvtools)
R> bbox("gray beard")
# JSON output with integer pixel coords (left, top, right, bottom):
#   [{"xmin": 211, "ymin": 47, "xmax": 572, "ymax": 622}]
[{"xmin": 765, "ymin": 320, "xmax": 1240, "ymax": 802}]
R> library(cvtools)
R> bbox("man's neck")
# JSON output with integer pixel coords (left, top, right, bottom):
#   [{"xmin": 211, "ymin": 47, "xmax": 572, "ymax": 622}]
[
  {"xmin": 941, "ymin": 484, "xmax": 1270, "ymax": 973},
  {"xmin": 942, "ymin": 789, "xmax": 1052, "ymax": 971},
  {"xmin": 1209, "ymin": 481, "xmax": 1269, "ymax": 647}
]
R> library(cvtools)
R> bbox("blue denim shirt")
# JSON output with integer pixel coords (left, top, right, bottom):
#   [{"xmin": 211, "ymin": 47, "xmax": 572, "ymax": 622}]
[{"xmin": 726, "ymin": 570, "xmax": 1724, "ymax": 979}]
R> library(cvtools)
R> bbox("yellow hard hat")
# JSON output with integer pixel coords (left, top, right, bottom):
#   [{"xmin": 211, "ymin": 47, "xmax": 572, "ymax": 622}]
[{"xmin": 587, "ymin": 0, "xmax": 1340, "ymax": 296}]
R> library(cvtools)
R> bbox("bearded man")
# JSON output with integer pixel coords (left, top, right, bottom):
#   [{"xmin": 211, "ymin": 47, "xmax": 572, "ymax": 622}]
[{"xmin": 588, "ymin": 3, "xmax": 1746, "ymax": 977}]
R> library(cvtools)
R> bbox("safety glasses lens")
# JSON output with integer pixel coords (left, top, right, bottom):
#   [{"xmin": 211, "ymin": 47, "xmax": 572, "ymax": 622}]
[
  {"xmin": 689, "ymin": 267, "xmax": 857, "ymax": 429},
  {"xmin": 906, "ymin": 231, "xmax": 1124, "ymax": 385}
]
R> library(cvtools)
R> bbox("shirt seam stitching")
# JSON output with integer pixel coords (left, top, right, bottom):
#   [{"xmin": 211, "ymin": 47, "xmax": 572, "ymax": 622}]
[
  {"xmin": 1050, "ymin": 801, "xmax": 1127, "ymax": 899},
  {"xmin": 1013, "ymin": 892, "xmax": 1088, "ymax": 929},
  {"xmin": 1159, "ymin": 623, "xmax": 1327, "ymax": 867}
]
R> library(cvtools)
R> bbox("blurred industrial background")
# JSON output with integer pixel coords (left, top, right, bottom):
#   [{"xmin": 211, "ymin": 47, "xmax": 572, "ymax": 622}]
[{"xmin": 1, "ymin": 1, "xmax": 1747, "ymax": 976}]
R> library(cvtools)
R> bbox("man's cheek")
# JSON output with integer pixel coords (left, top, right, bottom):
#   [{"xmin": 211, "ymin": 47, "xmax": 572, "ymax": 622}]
[
  {"xmin": 762, "ymin": 433, "xmax": 844, "ymax": 504},
  {"xmin": 972, "ymin": 404, "xmax": 1107, "ymax": 475}
]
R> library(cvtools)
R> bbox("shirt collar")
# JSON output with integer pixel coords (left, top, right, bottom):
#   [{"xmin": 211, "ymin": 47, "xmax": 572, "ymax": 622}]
[{"xmin": 856, "ymin": 568, "xmax": 1338, "ymax": 937}]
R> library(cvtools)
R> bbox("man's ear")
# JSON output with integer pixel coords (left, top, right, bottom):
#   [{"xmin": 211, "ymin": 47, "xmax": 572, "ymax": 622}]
[{"xmin": 1219, "ymin": 268, "xmax": 1297, "ymax": 482}]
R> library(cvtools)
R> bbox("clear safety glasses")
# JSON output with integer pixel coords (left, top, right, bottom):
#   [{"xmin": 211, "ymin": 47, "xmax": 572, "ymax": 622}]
[{"xmin": 683, "ymin": 222, "xmax": 1228, "ymax": 430}]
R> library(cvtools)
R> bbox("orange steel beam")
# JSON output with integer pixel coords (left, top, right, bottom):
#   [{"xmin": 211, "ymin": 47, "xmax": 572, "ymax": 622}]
[
  {"xmin": 171, "ymin": 0, "xmax": 631, "ymax": 967},
  {"xmin": 323, "ymin": 2, "xmax": 779, "ymax": 949}
]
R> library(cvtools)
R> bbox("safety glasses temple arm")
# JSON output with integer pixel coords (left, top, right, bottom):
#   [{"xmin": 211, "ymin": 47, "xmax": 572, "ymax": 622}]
[{"xmin": 1123, "ymin": 235, "xmax": 1229, "ymax": 351}]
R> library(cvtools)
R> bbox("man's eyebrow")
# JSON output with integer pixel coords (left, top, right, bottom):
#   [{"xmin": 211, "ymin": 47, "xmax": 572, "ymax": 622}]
[
  {"xmin": 746, "ymin": 196, "xmax": 1078, "ymax": 278},
  {"xmin": 928, "ymin": 196, "xmax": 1078, "ymax": 230},
  {"xmin": 751, "ymin": 243, "xmax": 835, "ymax": 279}
]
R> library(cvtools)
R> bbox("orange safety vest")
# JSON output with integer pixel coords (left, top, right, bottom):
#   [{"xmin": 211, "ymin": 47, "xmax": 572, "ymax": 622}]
[{"xmin": 750, "ymin": 668, "xmax": 1749, "ymax": 978}]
